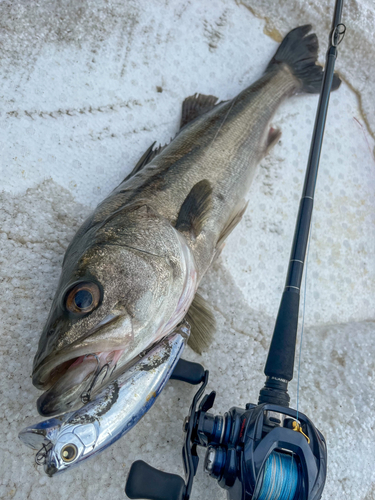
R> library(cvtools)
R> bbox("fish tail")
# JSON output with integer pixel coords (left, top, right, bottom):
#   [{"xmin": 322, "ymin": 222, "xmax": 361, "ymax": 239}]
[{"xmin": 265, "ymin": 25, "xmax": 341, "ymax": 93}]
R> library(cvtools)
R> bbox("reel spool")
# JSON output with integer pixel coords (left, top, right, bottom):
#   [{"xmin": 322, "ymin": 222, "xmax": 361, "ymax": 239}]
[{"xmin": 255, "ymin": 452, "xmax": 300, "ymax": 500}]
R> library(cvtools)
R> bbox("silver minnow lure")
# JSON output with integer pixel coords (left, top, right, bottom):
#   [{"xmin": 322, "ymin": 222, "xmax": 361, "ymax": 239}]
[{"xmin": 19, "ymin": 324, "xmax": 189, "ymax": 476}]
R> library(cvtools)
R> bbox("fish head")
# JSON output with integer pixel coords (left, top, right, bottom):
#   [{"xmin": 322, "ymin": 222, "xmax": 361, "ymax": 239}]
[{"xmin": 32, "ymin": 202, "xmax": 196, "ymax": 416}]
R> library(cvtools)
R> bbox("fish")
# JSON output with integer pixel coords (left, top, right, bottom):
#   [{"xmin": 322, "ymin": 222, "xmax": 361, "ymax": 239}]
[
  {"xmin": 19, "ymin": 325, "xmax": 188, "ymax": 476},
  {"xmin": 31, "ymin": 25, "xmax": 341, "ymax": 418}
]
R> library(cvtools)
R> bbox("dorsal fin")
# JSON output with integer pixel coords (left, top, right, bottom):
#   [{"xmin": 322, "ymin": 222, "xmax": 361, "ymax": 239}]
[
  {"xmin": 180, "ymin": 93, "xmax": 219, "ymax": 129},
  {"xmin": 186, "ymin": 292, "xmax": 216, "ymax": 354},
  {"xmin": 175, "ymin": 180, "xmax": 212, "ymax": 239},
  {"xmin": 122, "ymin": 142, "xmax": 168, "ymax": 183},
  {"xmin": 122, "ymin": 94, "xmax": 220, "ymax": 183}
]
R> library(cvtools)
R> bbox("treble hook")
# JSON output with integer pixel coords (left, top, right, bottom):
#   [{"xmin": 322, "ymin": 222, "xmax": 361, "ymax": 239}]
[
  {"xmin": 35, "ymin": 442, "xmax": 52, "ymax": 466},
  {"xmin": 81, "ymin": 354, "xmax": 110, "ymax": 404},
  {"xmin": 80, "ymin": 353, "xmax": 100, "ymax": 404}
]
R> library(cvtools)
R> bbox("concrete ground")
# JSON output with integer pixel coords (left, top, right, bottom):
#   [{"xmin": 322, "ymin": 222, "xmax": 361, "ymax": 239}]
[{"xmin": 1, "ymin": 1, "xmax": 374, "ymax": 499}]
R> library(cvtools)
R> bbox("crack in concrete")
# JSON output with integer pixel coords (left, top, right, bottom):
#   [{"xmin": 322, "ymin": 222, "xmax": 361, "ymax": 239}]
[
  {"xmin": 338, "ymin": 73, "xmax": 375, "ymax": 151},
  {"xmin": 6, "ymin": 98, "xmax": 154, "ymax": 121},
  {"xmin": 236, "ymin": 0, "xmax": 283, "ymax": 42}
]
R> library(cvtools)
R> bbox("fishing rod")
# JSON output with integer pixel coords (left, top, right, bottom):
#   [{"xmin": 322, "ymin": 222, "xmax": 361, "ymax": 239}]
[{"xmin": 125, "ymin": 2, "xmax": 346, "ymax": 499}]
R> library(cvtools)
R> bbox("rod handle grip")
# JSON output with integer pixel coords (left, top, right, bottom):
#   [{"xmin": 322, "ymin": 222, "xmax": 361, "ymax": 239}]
[{"xmin": 264, "ymin": 290, "xmax": 300, "ymax": 381}]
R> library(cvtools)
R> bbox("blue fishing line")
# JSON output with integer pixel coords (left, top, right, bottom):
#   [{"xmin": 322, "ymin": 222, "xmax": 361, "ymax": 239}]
[{"xmin": 257, "ymin": 451, "xmax": 299, "ymax": 500}]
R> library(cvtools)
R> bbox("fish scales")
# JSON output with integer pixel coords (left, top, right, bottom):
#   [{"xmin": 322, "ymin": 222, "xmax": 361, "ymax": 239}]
[
  {"xmin": 80, "ymin": 70, "xmax": 295, "ymax": 298},
  {"xmin": 114, "ymin": 70, "xmax": 298, "ymax": 275}
]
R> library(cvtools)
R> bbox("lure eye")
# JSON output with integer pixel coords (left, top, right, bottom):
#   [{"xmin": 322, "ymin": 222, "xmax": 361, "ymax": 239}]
[
  {"xmin": 65, "ymin": 282, "xmax": 101, "ymax": 315},
  {"xmin": 61, "ymin": 443, "xmax": 78, "ymax": 462}
]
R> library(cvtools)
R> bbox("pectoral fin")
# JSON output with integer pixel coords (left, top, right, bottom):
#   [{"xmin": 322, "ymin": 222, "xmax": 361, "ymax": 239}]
[
  {"xmin": 186, "ymin": 292, "xmax": 216, "ymax": 354},
  {"xmin": 175, "ymin": 180, "xmax": 213, "ymax": 239}
]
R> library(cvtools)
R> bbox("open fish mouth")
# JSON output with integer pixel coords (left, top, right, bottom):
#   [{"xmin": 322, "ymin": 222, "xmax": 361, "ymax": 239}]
[
  {"xmin": 32, "ymin": 311, "xmax": 146, "ymax": 417},
  {"xmin": 32, "ymin": 313, "xmax": 189, "ymax": 417},
  {"xmin": 33, "ymin": 314, "xmax": 184, "ymax": 416},
  {"xmin": 32, "ymin": 312, "xmax": 131, "ymax": 391},
  {"xmin": 34, "ymin": 347, "xmax": 128, "ymax": 417},
  {"xmin": 33, "ymin": 315, "xmax": 186, "ymax": 417}
]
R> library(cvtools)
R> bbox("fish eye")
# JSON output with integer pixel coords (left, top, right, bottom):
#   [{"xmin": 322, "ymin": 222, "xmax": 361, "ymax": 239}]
[
  {"xmin": 65, "ymin": 282, "xmax": 101, "ymax": 315},
  {"xmin": 60, "ymin": 443, "xmax": 78, "ymax": 462}
]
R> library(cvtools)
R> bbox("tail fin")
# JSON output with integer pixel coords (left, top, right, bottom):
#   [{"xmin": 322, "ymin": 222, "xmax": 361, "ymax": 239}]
[{"xmin": 265, "ymin": 25, "xmax": 341, "ymax": 94}]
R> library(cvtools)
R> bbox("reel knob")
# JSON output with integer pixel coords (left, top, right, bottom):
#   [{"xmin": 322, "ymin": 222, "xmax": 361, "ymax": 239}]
[
  {"xmin": 125, "ymin": 460, "xmax": 185, "ymax": 500},
  {"xmin": 125, "ymin": 360, "xmax": 209, "ymax": 500},
  {"xmin": 170, "ymin": 358, "xmax": 205, "ymax": 385}
]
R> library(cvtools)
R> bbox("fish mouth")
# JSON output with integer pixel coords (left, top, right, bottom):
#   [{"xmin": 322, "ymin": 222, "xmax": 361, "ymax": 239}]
[
  {"xmin": 32, "ymin": 313, "xmax": 136, "ymax": 416},
  {"xmin": 32, "ymin": 312, "xmax": 179, "ymax": 417},
  {"xmin": 20, "ymin": 328, "xmax": 189, "ymax": 476},
  {"xmin": 34, "ymin": 348, "xmax": 127, "ymax": 416},
  {"xmin": 32, "ymin": 313, "xmax": 129, "ymax": 391}
]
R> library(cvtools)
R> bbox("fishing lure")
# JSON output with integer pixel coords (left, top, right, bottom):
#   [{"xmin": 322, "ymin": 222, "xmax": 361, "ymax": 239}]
[{"xmin": 19, "ymin": 324, "xmax": 190, "ymax": 476}]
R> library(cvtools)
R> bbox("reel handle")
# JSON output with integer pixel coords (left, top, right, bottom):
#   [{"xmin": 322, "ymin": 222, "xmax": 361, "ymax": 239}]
[
  {"xmin": 125, "ymin": 360, "xmax": 208, "ymax": 500},
  {"xmin": 170, "ymin": 358, "xmax": 205, "ymax": 385},
  {"xmin": 125, "ymin": 460, "xmax": 185, "ymax": 500}
]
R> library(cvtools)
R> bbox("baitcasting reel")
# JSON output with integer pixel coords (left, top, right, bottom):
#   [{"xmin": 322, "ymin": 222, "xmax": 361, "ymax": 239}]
[
  {"xmin": 125, "ymin": 1, "xmax": 345, "ymax": 498},
  {"xmin": 125, "ymin": 361, "xmax": 326, "ymax": 500}
]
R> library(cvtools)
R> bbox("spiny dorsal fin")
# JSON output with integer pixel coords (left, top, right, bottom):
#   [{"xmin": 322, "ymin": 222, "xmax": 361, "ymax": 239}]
[
  {"xmin": 186, "ymin": 292, "xmax": 216, "ymax": 354},
  {"xmin": 215, "ymin": 202, "xmax": 249, "ymax": 259},
  {"xmin": 180, "ymin": 93, "xmax": 219, "ymax": 129},
  {"xmin": 175, "ymin": 180, "xmax": 212, "ymax": 239},
  {"xmin": 122, "ymin": 142, "xmax": 168, "ymax": 183}
]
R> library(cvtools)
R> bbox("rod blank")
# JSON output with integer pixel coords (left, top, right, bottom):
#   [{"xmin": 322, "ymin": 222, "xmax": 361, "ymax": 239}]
[{"xmin": 263, "ymin": 0, "xmax": 345, "ymax": 386}]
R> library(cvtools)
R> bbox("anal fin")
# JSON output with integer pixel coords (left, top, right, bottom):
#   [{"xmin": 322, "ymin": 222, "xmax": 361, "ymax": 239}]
[{"xmin": 186, "ymin": 292, "xmax": 216, "ymax": 354}]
